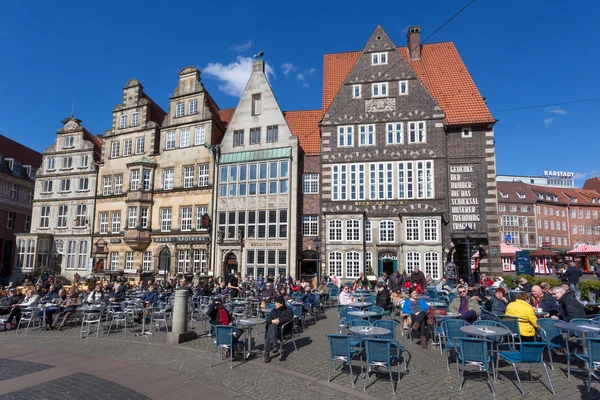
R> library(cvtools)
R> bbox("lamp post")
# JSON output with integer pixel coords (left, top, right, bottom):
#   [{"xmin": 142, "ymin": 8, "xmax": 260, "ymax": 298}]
[
  {"xmin": 314, "ymin": 236, "xmax": 321, "ymax": 284},
  {"xmin": 161, "ymin": 245, "xmax": 171, "ymax": 286},
  {"xmin": 464, "ymin": 225, "xmax": 473, "ymax": 284}
]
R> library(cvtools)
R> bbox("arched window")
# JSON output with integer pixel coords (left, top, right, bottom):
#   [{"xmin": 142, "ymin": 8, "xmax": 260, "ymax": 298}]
[
  {"xmin": 328, "ymin": 220, "xmax": 342, "ymax": 241},
  {"xmin": 328, "ymin": 252, "xmax": 342, "ymax": 277},
  {"xmin": 379, "ymin": 220, "xmax": 395, "ymax": 242},
  {"xmin": 424, "ymin": 252, "xmax": 440, "ymax": 279},
  {"xmin": 405, "ymin": 251, "xmax": 420, "ymax": 275},
  {"xmin": 346, "ymin": 220, "xmax": 361, "ymax": 241},
  {"xmin": 346, "ymin": 252, "xmax": 361, "ymax": 278}
]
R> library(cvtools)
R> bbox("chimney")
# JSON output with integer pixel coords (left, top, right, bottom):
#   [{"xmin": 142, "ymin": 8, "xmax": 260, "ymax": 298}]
[{"xmin": 407, "ymin": 26, "xmax": 421, "ymax": 61}]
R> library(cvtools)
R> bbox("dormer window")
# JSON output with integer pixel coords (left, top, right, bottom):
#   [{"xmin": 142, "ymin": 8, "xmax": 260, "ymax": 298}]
[
  {"xmin": 23, "ymin": 166, "xmax": 31, "ymax": 177},
  {"xmin": 553, "ymin": 196, "xmax": 558, "ymax": 201},
  {"xmin": 517, "ymin": 192, "xmax": 525, "ymax": 199},
  {"xmin": 64, "ymin": 136, "xmax": 74, "ymax": 148},
  {"xmin": 372, "ymin": 82, "xmax": 388, "ymax": 97},
  {"xmin": 372, "ymin": 52, "xmax": 387, "ymax": 65},
  {"xmin": 176, "ymin": 103, "xmax": 185, "ymax": 117},
  {"xmin": 538, "ymin": 194, "xmax": 543, "ymax": 199},
  {"xmin": 501, "ymin": 192, "xmax": 508, "ymax": 199},
  {"xmin": 5, "ymin": 158, "xmax": 13, "ymax": 170},
  {"xmin": 252, "ymin": 94, "xmax": 261, "ymax": 116}
]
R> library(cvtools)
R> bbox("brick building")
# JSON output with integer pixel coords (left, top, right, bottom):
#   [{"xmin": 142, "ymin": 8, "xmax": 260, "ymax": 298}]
[
  {"xmin": 319, "ymin": 26, "xmax": 500, "ymax": 282},
  {"xmin": 497, "ymin": 181, "xmax": 537, "ymax": 250},
  {"xmin": 0, "ymin": 135, "xmax": 42, "ymax": 280}
]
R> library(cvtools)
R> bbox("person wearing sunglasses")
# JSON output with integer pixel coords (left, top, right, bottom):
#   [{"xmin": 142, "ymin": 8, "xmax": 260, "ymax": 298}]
[{"xmin": 449, "ymin": 285, "xmax": 480, "ymax": 323}]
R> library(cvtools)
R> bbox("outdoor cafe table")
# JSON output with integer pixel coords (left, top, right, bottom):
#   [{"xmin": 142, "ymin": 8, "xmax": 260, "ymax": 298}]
[
  {"xmin": 427, "ymin": 301, "xmax": 446, "ymax": 308},
  {"xmin": 348, "ymin": 311, "xmax": 377, "ymax": 319},
  {"xmin": 555, "ymin": 321, "xmax": 600, "ymax": 377},
  {"xmin": 348, "ymin": 302, "xmax": 373, "ymax": 309},
  {"xmin": 348, "ymin": 326, "xmax": 390, "ymax": 337},
  {"xmin": 235, "ymin": 317, "xmax": 266, "ymax": 355},
  {"xmin": 137, "ymin": 306, "xmax": 159, "ymax": 336},
  {"xmin": 443, "ymin": 312, "xmax": 462, "ymax": 318},
  {"xmin": 460, "ymin": 325, "xmax": 511, "ymax": 338}
]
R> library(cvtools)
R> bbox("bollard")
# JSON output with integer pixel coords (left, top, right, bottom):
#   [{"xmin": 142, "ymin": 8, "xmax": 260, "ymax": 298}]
[{"xmin": 167, "ymin": 289, "xmax": 197, "ymax": 344}]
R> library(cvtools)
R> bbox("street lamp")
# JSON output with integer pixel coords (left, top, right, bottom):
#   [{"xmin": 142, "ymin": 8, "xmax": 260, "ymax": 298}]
[
  {"xmin": 160, "ymin": 245, "xmax": 171, "ymax": 285},
  {"xmin": 464, "ymin": 225, "xmax": 473, "ymax": 284},
  {"xmin": 314, "ymin": 236, "xmax": 321, "ymax": 284}
]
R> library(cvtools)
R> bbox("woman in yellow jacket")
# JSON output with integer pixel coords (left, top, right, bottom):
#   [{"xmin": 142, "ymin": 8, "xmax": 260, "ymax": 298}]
[{"xmin": 505, "ymin": 292, "xmax": 538, "ymax": 341}]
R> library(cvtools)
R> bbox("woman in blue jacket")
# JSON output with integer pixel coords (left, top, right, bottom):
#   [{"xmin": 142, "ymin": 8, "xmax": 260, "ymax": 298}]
[{"xmin": 402, "ymin": 289, "xmax": 430, "ymax": 349}]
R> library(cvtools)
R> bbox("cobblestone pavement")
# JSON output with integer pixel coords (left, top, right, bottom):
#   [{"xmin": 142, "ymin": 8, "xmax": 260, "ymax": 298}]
[
  {"xmin": 0, "ymin": 359, "xmax": 52, "ymax": 382},
  {"xmin": 2, "ymin": 307, "xmax": 600, "ymax": 399},
  {"xmin": 0, "ymin": 373, "xmax": 150, "ymax": 400}
]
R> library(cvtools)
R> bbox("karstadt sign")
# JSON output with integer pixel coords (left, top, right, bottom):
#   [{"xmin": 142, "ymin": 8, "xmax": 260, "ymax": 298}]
[{"xmin": 543, "ymin": 170, "xmax": 574, "ymax": 178}]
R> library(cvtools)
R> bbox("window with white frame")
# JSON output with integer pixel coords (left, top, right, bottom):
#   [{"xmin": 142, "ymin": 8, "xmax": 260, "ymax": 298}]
[
  {"xmin": 193, "ymin": 249, "xmax": 207, "ymax": 274},
  {"xmin": 78, "ymin": 241, "xmax": 88, "ymax": 269},
  {"xmin": 510, "ymin": 206, "xmax": 517, "ymax": 212},
  {"xmin": 195, "ymin": 126, "xmax": 205, "ymax": 145},
  {"xmin": 64, "ymin": 136, "xmax": 74, "ymax": 148},
  {"xmin": 368, "ymin": 162, "xmax": 394, "ymax": 200},
  {"xmin": 166, "ymin": 132, "xmax": 176, "ymax": 150},
  {"xmin": 358, "ymin": 124, "xmax": 375, "ymax": 146},
  {"xmin": 408, "ymin": 121, "xmax": 426, "ymax": 143},
  {"xmin": 267, "ymin": 125, "xmax": 278, "ymax": 143},
  {"xmin": 120, "ymin": 114, "xmax": 127, "ymax": 129},
  {"xmin": 328, "ymin": 220, "xmax": 342, "ymax": 241},
  {"xmin": 102, "ymin": 176, "xmax": 111, "ymax": 196},
  {"xmin": 338, "ymin": 126, "xmax": 353, "ymax": 147},
  {"xmin": 125, "ymin": 252, "xmax": 134, "ymax": 270},
  {"xmin": 372, "ymin": 52, "xmax": 387, "ymax": 65},
  {"xmin": 130, "ymin": 169, "xmax": 140, "ymax": 191},
  {"xmin": 352, "ymin": 84, "xmax": 361, "ymax": 98},
  {"xmin": 175, "ymin": 103, "xmax": 184, "ymax": 117},
  {"xmin": 424, "ymin": 252, "xmax": 440, "ymax": 279},
  {"xmin": 56, "ymin": 205, "xmax": 68, "ymax": 228},
  {"xmin": 17, "ymin": 240, "xmax": 25, "ymax": 269},
  {"xmin": 250, "ymin": 127, "xmax": 261, "ymax": 144},
  {"xmin": 346, "ymin": 220, "xmax": 361, "ymax": 241},
  {"xmin": 63, "ymin": 156, "xmax": 73, "ymax": 169},
  {"xmin": 60, "ymin": 179, "xmax": 70, "ymax": 192},
  {"xmin": 110, "ymin": 141, "xmax": 120, "ymax": 158},
  {"xmin": 128, "ymin": 207, "xmax": 137, "ymax": 228},
  {"xmin": 47, "ymin": 157, "xmax": 55, "ymax": 170},
  {"xmin": 544, "ymin": 220, "xmax": 548, "ymax": 229},
  {"xmin": 180, "ymin": 129, "xmax": 190, "ymax": 148},
  {"xmin": 135, "ymin": 137, "xmax": 145, "ymax": 154},
  {"xmin": 131, "ymin": 112, "xmax": 139, "ymax": 127},
  {"xmin": 423, "ymin": 219, "xmax": 439, "ymax": 241},
  {"xmin": 197, "ymin": 164, "xmax": 209, "ymax": 187},
  {"xmin": 521, "ymin": 217, "xmax": 528, "ymax": 227},
  {"xmin": 572, "ymin": 225, "xmax": 577, "ymax": 234},
  {"xmin": 379, "ymin": 220, "xmax": 395, "ymax": 242},
  {"xmin": 40, "ymin": 206, "xmax": 50, "ymax": 228},
  {"xmin": 349, "ymin": 164, "xmax": 366, "ymax": 200},
  {"xmin": 80, "ymin": 154, "xmax": 89, "ymax": 168},
  {"xmin": 461, "ymin": 127, "xmax": 472, "ymax": 138},
  {"xmin": 329, "ymin": 251, "xmax": 344, "ymax": 277},
  {"xmin": 386, "ymin": 123, "xmax": 403, "ymax": 144},
  {"xmin": 180, "ymin": 206, "xmax": 192, "ymax": 231},
  {"xmin": 9, "ymin": 184, "xmax": 17, "ymax": 200},
  {"xmin": 505, "ymin": 230, "xmax": 519, "ymax": 244},
  {"xmin": 99, "ymin": 212, "xmax": 108, "ymax": 234},
  {"xmin": 365, "ymin": 220, "xmax": 372, "ymax": 242},
  {"xmin": 405, "ymin": 219, "xmax": 420, "ymax": 241},
  {"xmin": 405, "ymin": 251, "xmax": 420, "ymax": 275},
  {"xmin": 586, "ymin": 210, "xmax": 591, "ymax": 219},
  {"xmin": 142, "ymin": 252, "xmax": 152, "ymax": 272},
  {"xmin": 302, "ymin": 215, "xmax": 318, "ymax": 236},
  {"xmin": 110, "ymin": 252, "xmax": 119, "ymax": 271},
  {"xmin": 114, "ymin": 174, "xmax": 123, "ymax": 194},
  {"xmin": 66, "ymin": 241, "xmax": 76, "ymax": 269},
  {"xmin": 6, "ymin": 212, "xmax": 14, "ymax": 229},
  {"xmin": 502, "ymin": 215, "xmax": 519, "ymax": 226},
  {"xmin": 365, "ymin": 252, "xmax": 372, "ymax": 272},
  {"xmin": 75, "ymin": 204, "xmax": 86, "ymax": 226},
  {"xmin": 579, "ymin": 225, "xmax": 584, "ymax": 234},
  {"xmin": 521, "ymin": 206, "xmax": 528, "ymax": 212},
  {"xmin": 303, "ymin": 174, "xmax": 319, "ymax": 194},
  {"xmin": 42, "ymin": 180, "xmax": 53, "ymax": 193},
  {"xmin": 399, "ymin": 80, "xmax": 408, "ymax": 95},
  {"xmin": 111, "ymin": 211, "xmax": 121, "ymax": 233},
  {"xmin": 233, "ymin": 130, "xmax": 244, "ymax": 146},
  {"xmin": 163, "ymin": 168, "xmax": 174, "ymax": 190},
  {"xmin": 143, "ymin": 169, "xmax": 152, "ymax": 191},
  {"xmin": 123, "ymin": 139, "xmax": 132, "ymax": 156},
  {"xmin": 161, "ymin": 208, "xmax": 172, "ymax": 232},
  {"xmin": 550, "ymin": 221, "xmax": 555, "ymax": 230},
  {"xmin": 183, "ymin": 166, "xmax": 194, "ymax": 188},
  {"xmin": 499, "ymin": 205, "xmax": 506, "ymax": 212},
  {"xmin": 578, "ymin": 210, "xmax": 583, "ymax": 218},
  {"xmin": 195, "ymin": 206, "xmax": 208, "ymax": 230},
  {"xmin": 189, "ymin": 100, "xmax": 198, "ymax": 115},
  {"xmin": 252, "ymin": 94, "xmax": 261, "ymax": 115},
  {"xmin": 372, "ymin": 82, "xmax": 388, "ymax": 97},
  {"xmin": 346, "ymin": 252, "xmax": 361, "ymax": 278},
  {"xmin": 332, "ymin": 165, "xmax": 347, "ymax": 201},
  {"xmin": 140, "ymin": 207, "xmax": 149, "ymax": 229}
]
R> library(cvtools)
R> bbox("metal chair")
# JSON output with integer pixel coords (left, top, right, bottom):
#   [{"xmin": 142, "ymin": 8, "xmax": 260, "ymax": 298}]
[
  {"xmin": 209, "ymin": 325, "xmax": 247, "ymax": 369},
  {"xmin": 427, "ymin": 289, "xmax": 439, "ymax": 299},
  {"xmin": 15, "ymin": 308, "xmax": 36, "ymax": 335},
  {"xmin": 105, "ymin": 310, "xmax": 128, "ymax": 337},
  {"xmin": 373, "ymin": 319, "xmax": 407, "ymax": 371},
  {"xmin": 500, "ymin": 315, "xmax": 522, "ymax": 342},
  {"xmin": 537, "ymin": 318, "xmax": 567, "ymax": 370},
  {"xmin": 279, "ymin": 318, "xmax": 298, "ymax": 354},
  {"xmin": 572, "ymin": 338, "xmax": 600, "ymax": 393},
  {"xmin": 455, "ymin": 337, "xmax": 495, "ymax": 396},
  {"xmin": 338, "ymin": 306, "xmax": 358, "ymax": 333},
  {"xmin": 363, "ymin": 339, "xmax": 401, "ymax": 395},
  {"xmin": 498, "ymin": 342, "xmax": 555, "ymax": 396},
  {"xmin": 441, "ymin": 319, "xmax": 469, "ymax": 371},
  {"xmin": 329, "ymin": 286, "xmax": 339, "ymax": 306},
  {"xmin": 366, "ymin": 306, "xmax": 384, "ymax": 323},
  {"xmin": 327, "ymin": 334, "xmax": 363, "ymax": 387},
  {"xmin": 80, "ymin": 310, "xmax": 103, "ymax": 338},
  {"xmin": 150, "ymin": 308, "xmax": 170, "ymax": 333}
]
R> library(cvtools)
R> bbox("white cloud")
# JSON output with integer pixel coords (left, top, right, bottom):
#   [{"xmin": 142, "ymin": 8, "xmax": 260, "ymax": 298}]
[
  {"xmin": 230, "ymin": 40, "xmax": 253, "ymax": 53},
  {"xmin": 543, "ymin": 117, "xmax": 554, "ymax": 127},
  {"xmin": 281, "ymin": 62, "xmax": 297, "ymax": 76},
  {"xmin": 574, "ymin": 172, "xmax": 589, "ymax": 180},
  {"xmin": 296, "ymin": 73, "xmax": 305, "ymax": 81},
  {"xmin": 203, "ymin": 56, "xmax": 275, "ymax": 97},
  {"xmin": 545, "ymin": 105, "xmax": 568, "ymax": 115},
  {"xmin": 306, "ymin": 68, "xmax": 315, "ymax": 75}
]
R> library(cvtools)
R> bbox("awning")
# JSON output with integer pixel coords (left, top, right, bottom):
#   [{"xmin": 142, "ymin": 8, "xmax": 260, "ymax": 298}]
[
  {"xmin": 530, "ymin": 249, "xmax": 557, "ymax": 257},
  {"xmin": 500, "ymin": 243, "xmax": 521, "ymax": 256},
  {"xmin": 219, "ymin": 147, "xmax": 292, "ymax": 164},
  {"xmin": 567, "ymin": 244, "xmax": 600, "ymax": 254}
]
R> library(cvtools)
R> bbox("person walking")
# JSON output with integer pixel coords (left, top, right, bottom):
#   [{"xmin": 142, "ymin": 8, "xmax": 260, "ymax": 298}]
[{"xmin": 562, "ymin": 261, "xmax": 583, "ymax": 293}]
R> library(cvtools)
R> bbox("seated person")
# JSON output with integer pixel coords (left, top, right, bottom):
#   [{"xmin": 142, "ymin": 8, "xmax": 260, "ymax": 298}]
[
  {"xmin": 6, "ymin": 288, "xmax": 39, "ymax": 324},
  {"xmin": 485, "ymin": 287, "xmax": 508, "ymax": 315},
  {"xmin": 551, "ymin": 286, "xmax": 586, "ymax": 321},
  {"xmin": 435, "ymin": 278, "xmax": 453, "ymax": 295},
  {"xmin": 480, "ymin": 274, "xmax": 494, "ymax": 288},
  {"xmin": 43, "ymin": 289, "xmax": 67, "ymax": 326},
  {"xmin": 467, "ymin": 283, "xmax": 484, "ymax": 303},
  {"xmin": 108, "ymin": 283, "xmax": 125, "ymax": 303},
  {"xmin": 506, "ymin": 292, "xmax": 538, "ymax": 341},
  {"xmin": 0, "ymin": 288, "xmax": 22, "ymax": 316},
  {"xmin": 261, "ymin": 282, "xmax": 278, "ymax": 305},
  {"xmin": 277, "ymin": 287, "xmax": 290, "ymax": 302},
  {"xmin": 390, "ymin": 288, "xmax": 405, "ymax": 306},
  {"xmin": 338, "ymin": 286, "xmax": 354, "ymax": 305},
  {"xmin": 516, "ymin": 277, "xmax": 532, "ymax": 292},
  {"xmin": 491, "ymin": 276, "xmax": 504, "ymax": 288},
  {"xmin": 316, "ymin": 282, "xmax": 330, "ymax": 303},
  {"xmin": 51, "ymin": 287, "xmax": 81, "ymax": 330},
  {"xmin": 449, "ymin": 285, "xmax": 481, "ymax": 323},
  {"xmin": 530, "ymin": 285, "xmax": 559, "ymax": 317},
  {"xmin": 87, "ymin": 284, "xmax": 105, "ymax": 303},
  {"xmin": 207, "ymin": 299, "xmax": 244, "ymax": 357},
  {"xmin": 374, "ymin": 282, "xmax": 391, "ymax": 310},
  {"xmin": 264, "ymin": 296, "xmax": 294, "ymax": 363},
  {"xmin": 301, "ymin": 287, "xmax": 316, "ymax": 312},
  {"xmin": 401, "ymin": 288, "xmax": 430, "ymax": 349},
  {"xmin": 290, "ymin": 281, "xmax": 301, "ymax": 293}
]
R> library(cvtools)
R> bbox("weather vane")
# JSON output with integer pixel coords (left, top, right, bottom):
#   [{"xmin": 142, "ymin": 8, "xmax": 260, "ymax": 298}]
[{"xmin": 253, "ymin": 51, "xmax": 264, "ymax": 59}]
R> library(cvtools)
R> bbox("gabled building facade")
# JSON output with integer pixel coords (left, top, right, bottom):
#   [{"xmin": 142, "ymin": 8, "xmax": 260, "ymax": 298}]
[
  {"xmin": 212, "ymin": 58, "xmax": 299, "ymax": 280},
  {"xmin": 14, "ymin": 118, "xmax": 99, "ymax": 281},
  {"xmin": 497, "ymin": 181, "xmax": 537, "ymax": 251},
  {"xmin": 320, "ymin": 26, "xmax": 500, "ymax": 281}
]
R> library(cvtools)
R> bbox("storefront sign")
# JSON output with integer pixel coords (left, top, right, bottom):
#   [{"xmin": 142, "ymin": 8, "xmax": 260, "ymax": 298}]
[
  {"xmin": 248, "ymin": 242, "xmax": 284, "ymax": 247},
  {"xmin": 152, "ymin": 236, "xmax": 209, "ymax": 243},
  {"xmin": 378, "ymin": 253, "xmax": 397, "ymax": 260},
  {"xmin": 449, "ymin": 165, "xmax": 482, "ymax": 231},
  {"xmin": 124, "ymin": 269, "xmax": 138, "ymax": 274},
  {"xmin": 515, "ymin": 251, "xmax": 533, "ymax": 275},
  {"xmin": 354, "ymin": 200, "xmax": 407, "ymax": 206},
  {"xmin": 543, "ymin": 170, "xmax": 573, "ymax": 178}
]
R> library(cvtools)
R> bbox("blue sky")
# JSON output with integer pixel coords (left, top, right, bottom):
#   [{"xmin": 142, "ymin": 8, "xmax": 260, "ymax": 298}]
[{"xmin": 0, "ymin": 1, "xmax": 598, "ymax": 185}]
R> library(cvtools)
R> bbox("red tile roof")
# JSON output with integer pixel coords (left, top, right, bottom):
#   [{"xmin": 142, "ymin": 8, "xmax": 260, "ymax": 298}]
[
  {"xmin": 497, "ymin": 181, "xmax": 537, "ymax": 203},
  {"xmin": 323, "ymin": 42, "xmax": 494, "ymax": 125},
  {"xmin": 0, "ymin": 134, "xmax": 43, "ymax": 168},
  {"xmin": 284, "ymin": 110, "xmax": 322, "ymax": 155},
  {"xmin": 583, "ymin": 178, "xmax": 600, "ymax": 192},
  {"xmin": 218, "ymin": 108, "xmax": 236, "ymax": 127}
]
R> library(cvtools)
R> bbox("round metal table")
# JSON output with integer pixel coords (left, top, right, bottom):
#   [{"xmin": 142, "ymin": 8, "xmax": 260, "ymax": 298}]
[
  {"xmin": 348, "ymin": 311, "xmax": 377, "ymax": 318},
  {"xmin": 235, "ymin": 317, "xmax": 266, "ymax": 354},
  {"xmin": 349, "ymin": 302, "xmax": 373, "ymax": 309},
  {"xmin": 460, "ymin": 325, "xmax": 511, "ymax": 338},
  {"xmin": 348, "ymin": 326, "xmax": 390, "ymax": 337}
]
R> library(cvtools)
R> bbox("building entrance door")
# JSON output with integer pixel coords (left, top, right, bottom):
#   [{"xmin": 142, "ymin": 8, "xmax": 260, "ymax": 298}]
[
  {"xmin": 378, "ymin": 259, "xmax": 397, "ymax": 275},
  {"xmin": 225, "ymin": 253, "xmax": 238, "ymax": 280}
]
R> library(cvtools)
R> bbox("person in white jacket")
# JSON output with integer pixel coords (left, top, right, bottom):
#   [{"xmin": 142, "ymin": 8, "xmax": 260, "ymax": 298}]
[
  {"xmin": 87, "ymin": 284, "xmax": 105, "ymax": 303},
  {"xmin": 338, "ymin": 286, "xmax": 354, "ymax": 305},
  {"xmin": 6, "ymin": 288, "xmax": 40, "ymax": 324}
]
